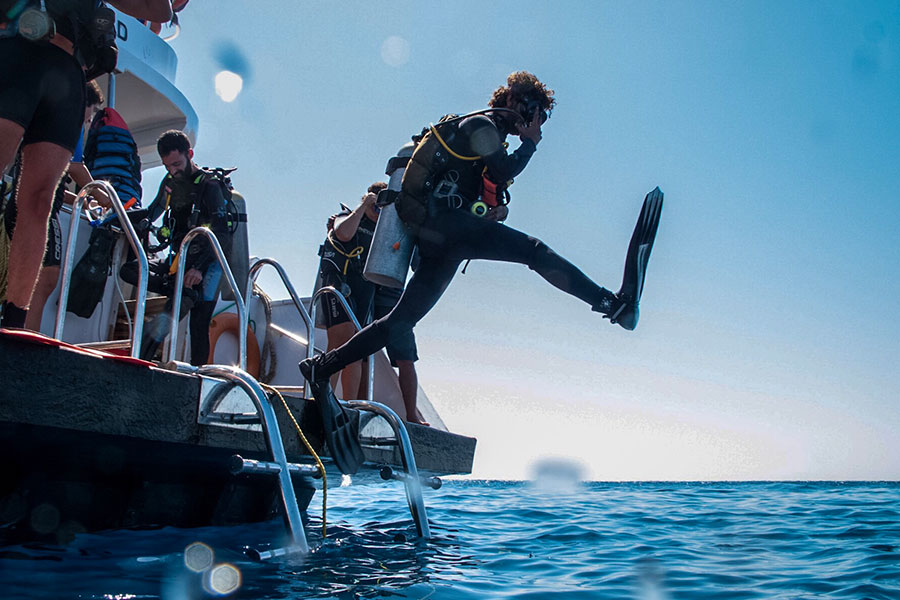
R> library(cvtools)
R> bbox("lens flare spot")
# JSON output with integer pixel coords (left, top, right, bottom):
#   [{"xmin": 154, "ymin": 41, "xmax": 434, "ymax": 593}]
[
  {"xmin": 380, "ymin": 36, "xmax": 410, "ymax": 67},
  {"xmin": 206, "ymin": 564, "xmax": 242, "ymax": 596},
  {"xmin": 184, "ymin": 542, "xmax": 214, "ymax": 572},
  {"xmin": 214, "ymin": 70, "xmax": 243, "ymax": 102}
]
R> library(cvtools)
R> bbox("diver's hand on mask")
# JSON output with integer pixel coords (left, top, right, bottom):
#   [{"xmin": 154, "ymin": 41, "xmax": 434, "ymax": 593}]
[{"xmin": 516, "ymin": 107, "xmax": 543, "ymax": 145}]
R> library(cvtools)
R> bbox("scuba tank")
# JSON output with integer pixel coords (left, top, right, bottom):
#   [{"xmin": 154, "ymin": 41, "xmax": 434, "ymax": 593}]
[
  {"xmin": 221, "ymin": 189, "xmax": 249, "ymax": 301},
  {"xmin": 363, "ymin": 142, "xmax": 416, "ymax": 289}
]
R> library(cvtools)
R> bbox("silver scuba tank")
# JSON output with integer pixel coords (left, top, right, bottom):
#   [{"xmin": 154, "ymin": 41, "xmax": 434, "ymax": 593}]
[{"xmin": 363, "ymin": 142, "xmax": 416, "ymax": 289}]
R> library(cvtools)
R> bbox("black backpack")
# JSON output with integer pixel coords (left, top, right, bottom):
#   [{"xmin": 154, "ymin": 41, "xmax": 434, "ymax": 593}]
[{"xmin": 200, "ymin": 167, "xmax": 246, "ymax": 235}]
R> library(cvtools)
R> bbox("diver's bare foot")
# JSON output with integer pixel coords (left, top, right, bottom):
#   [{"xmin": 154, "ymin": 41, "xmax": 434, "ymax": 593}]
[{"xmin": 408, "ymin": 418, "xmax": 430, "ymax": 427}]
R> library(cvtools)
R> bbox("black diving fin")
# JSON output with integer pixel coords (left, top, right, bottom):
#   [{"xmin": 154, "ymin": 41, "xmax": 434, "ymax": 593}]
[
  {"xmin": 608, "ymin": 186, "xmax": 663, "ymax": 330},
  {"xmin": 66, "ymin": 226, "xmax": 117, "ymax": 318},
  {"xmin": 299, "ymin": 358, "xmax": 365, "ymax": 475}
]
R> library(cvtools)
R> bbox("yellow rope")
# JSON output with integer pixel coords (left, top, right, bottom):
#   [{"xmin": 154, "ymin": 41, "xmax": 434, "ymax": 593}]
[
  {"xmin": 429, "ymin": 124, "xmax": 481, "ymax": 161},
  {"xmin": 261, "ymin": 383, "xmax": 328, "ymax": 538}
]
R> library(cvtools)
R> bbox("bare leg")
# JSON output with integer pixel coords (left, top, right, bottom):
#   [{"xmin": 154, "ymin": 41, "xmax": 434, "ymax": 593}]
[
  {"xmin": 6, "ymin": 142, "xmax": 71, "ymax": 308},
  {"xmin": 396, "ymin": 359, "xmax": 428, "ymax": 426},
  {"xmin": 24, "ymin": 265, "xmax": 58, "ymax": 332},
  {"xmin": 326, "ymin": 321, "xmax": 362, "ymax": 400}
]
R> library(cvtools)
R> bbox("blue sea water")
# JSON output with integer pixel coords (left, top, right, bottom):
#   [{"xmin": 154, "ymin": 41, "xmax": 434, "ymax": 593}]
[{"xmin": 1, "ymin": 481, "xmax": 899, "ymax": 599}]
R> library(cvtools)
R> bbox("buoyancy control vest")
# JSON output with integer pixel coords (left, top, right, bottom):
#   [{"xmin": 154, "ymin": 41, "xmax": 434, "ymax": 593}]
[
  {"xmin": 321, "ymin": 208, "xmax": 377, "ymax": 276},
  {"xmin": 145, "ymin": 167, "xmax": 248, "ymax": 300},
  {"xmin": 396, "ymin": 114, "xmax": 508, "ymax": 228}
]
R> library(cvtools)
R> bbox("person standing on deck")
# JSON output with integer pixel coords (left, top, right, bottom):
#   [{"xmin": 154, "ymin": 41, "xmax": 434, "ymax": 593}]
[
  {"xmin": 119, "ymin": 130, "xmax": 230, "ymax": 366},
  {"xmin": 315, "ymin": 183, "xmax": 427, "ymax": 425},
  {"xmin": 0, "ymin": 0, "xmax": 173, "ymax": 329},
  {"xmin": 2, "ymin": 80, "xmax": 106, "ymax": 332}
]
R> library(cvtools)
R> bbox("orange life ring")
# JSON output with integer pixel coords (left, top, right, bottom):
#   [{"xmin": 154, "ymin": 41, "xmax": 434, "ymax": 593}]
[{"xmin": 208, "ymin": 312, "xmax": 261, "ymax": 378}]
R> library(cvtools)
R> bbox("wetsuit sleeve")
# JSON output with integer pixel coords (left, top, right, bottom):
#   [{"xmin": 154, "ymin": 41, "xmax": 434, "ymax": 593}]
[
  {"xmin": 481, "ymin": 138, "xmax": 537, "ymax": 183},
  {"xmin": 144, "ymin": 178, "xmax": 168, "ymax": 223}
]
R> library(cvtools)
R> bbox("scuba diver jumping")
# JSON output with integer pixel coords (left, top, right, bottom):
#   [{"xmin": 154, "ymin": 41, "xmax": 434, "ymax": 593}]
[{"xmin": 300, "ymin": 71, "xmax": 663, "ymax": 475}]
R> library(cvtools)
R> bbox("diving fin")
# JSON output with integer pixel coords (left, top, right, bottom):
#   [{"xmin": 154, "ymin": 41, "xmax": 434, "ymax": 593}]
[
  {"xmin": 299, "ymin": 358, "xmax": 366, "ymax": 475},
  {"xmin": 608, "ymin": 186, "xmax": 663, "ymax": 330},
  {"xmin": 66, "ymin": 226, "xmax": 117, "ymax": 318}
]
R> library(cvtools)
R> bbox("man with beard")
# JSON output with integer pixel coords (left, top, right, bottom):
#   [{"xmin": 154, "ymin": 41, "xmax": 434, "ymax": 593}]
[{"xmin": 120, "ymin": 130, "xmax": 230, "ymax": 365}]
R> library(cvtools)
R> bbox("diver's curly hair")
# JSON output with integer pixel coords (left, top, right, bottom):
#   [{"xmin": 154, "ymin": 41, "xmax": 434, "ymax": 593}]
[
  {"xmin": 489, "ymin": 71, "xmax": 556, "ymax": 115},
  {"xmin": 367, "ymin": 181, "xmax": 387, "ymax": 196}
]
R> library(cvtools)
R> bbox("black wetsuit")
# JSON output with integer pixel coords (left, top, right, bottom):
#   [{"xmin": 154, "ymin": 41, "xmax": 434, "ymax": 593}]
[
  {"xmin": 311, "ymin": 115, "xmax": 614, "ymax": 379},
  {"xmin": 120, "ymin": 170, "xmax": 230, "ymax": 365},
  {"xmin": 0, "ymin": 0, "xmax": 95, "ymax": 152}
]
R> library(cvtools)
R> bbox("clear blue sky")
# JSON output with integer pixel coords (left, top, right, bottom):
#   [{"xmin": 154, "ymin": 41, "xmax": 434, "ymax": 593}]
[{"xmin": 145, "ymin": 1, "xmax": 900, "ymax": 480}]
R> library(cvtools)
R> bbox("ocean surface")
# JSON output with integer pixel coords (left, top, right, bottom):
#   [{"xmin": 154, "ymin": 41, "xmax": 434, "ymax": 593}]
[{"xmin": 1, "ymin": 481, "xmax": 899, "ymax": 599}]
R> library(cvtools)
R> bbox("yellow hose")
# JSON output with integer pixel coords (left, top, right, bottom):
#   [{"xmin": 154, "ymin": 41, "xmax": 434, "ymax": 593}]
[{"xmin": 429, "ymin": 124, "xmax": 481, "ymax": 161}]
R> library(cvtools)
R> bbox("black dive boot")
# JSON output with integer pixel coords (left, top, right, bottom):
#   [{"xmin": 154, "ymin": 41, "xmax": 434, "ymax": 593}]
[
  {"xmin": 593, "ymin": 291, "xmax": 638, "ymax": 331},
  {"xmin": 298, "ymin": 355, "xmax": 365, "ymax": 475}
]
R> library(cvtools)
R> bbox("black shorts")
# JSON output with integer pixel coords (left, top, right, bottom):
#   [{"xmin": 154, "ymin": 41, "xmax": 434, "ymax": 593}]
[
  {"xmin": 374, "ymin": 284, "xmax": 418, "ymax": 365},
  {"xmin": 0, "ymin": 37, "xmax": 85, "ymax": 152},
  {"xmin": 317, "ymin": 265, "xmax": 374, "ymax": 329}
]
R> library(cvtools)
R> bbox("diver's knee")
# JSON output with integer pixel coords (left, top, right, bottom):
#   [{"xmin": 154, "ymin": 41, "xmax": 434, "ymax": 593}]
[{"xmin": 526, "ymin": 238, "xmax": 557, "ymax": 271}]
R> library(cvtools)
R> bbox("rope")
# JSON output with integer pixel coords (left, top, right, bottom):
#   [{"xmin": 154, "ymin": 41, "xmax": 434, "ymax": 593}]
[
  {"xmin": 261, "ymin": 383, "xmax": 329, "ymax": 538},
  {"xmin": 429, "ymin": 124, "xmax": 481, "ymax": 161}
]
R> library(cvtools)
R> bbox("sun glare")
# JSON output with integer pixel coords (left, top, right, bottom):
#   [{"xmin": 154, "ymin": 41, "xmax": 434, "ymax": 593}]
[{"xmin": 214, "ymin": 70, "xmax": 243, "ymax": 102}]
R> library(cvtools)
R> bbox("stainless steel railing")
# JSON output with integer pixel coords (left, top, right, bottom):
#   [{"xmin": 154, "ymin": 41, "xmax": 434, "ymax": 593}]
[
  {"xmin": 167, "ymin": 227, "xmax": 244, "ymax": 366},
  {"xmin": 346, "ymin": 399, "xmax": 431, "ymax": 538},
  {"xmin": 243, "ymin": 258, "xmax": 314, "ymax": 397},
  {"xmin": 55, "ymin": 180, "xmax": 148, "ymax": 356},
  {"xmin": 309, "ymin": 286, "xmax": 374, "ymax": 404},
  {"xmin": 167, "ymin": 360, "xmax": 310, "ymax": 556}
]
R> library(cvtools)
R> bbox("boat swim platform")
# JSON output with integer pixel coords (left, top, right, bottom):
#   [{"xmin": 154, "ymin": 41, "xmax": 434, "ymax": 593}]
[{"xmin": 0, "ymin": 331, "xmax": 475, "ymax": 543}]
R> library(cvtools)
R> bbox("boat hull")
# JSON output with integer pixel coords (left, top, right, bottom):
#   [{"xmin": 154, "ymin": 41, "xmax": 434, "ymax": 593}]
[{"xmin": 0, "ymin": 332, "xmax": 475, "ymax": 543}]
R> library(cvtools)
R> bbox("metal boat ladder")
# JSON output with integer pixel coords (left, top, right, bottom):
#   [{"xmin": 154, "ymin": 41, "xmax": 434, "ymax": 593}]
[
  {"xmin": 55, "ymin": 180, "xmax": 150, "ymax": 352},
  {"xmin": 238, "ymin": 262, "xmax": 435, "ymax": 538}
]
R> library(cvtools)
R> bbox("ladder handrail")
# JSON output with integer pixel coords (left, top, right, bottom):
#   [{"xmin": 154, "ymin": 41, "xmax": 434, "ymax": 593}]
[
  {"xmin": 55, "ymin": 180, "xmax": 149, "ymax": 357},
  {"xmin": 173, "ymin": 361, "xmax": 310, "ymax": 555},
  {"xmin": 244, "ymin": 258, "xmax": 314, "ymax": 398},
  {"xmin": 309, "ymin": 286, "xmax": 374, "ymax": 404},
  {"xmin": 346, "ymin": 399, "xmax": 431, "ymax": 539},
  {"xmin": 168, "ymin": 227, "xmax": 245, "ymax": 366}
]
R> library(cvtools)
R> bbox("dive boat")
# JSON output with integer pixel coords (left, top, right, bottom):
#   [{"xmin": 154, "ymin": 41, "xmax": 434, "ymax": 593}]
[{"xmin": 0, "ymin": 9, "xmax": 475, "ymax": 552}]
